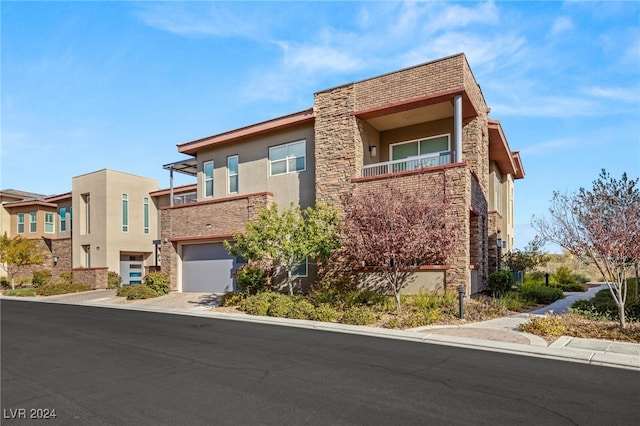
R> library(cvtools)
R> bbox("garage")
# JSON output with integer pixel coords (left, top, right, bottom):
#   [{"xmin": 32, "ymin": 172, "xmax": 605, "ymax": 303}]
[{"xmin": 181, "ymin": 243, "xmax": 239, "ymax": 293}]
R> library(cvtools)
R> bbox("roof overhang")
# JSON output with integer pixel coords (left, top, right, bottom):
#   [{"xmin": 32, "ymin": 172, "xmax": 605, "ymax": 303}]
[
  {"xmin": 177, "ymin": 108, "xmax": 316, "ymax": 156},
  {"xmin": 150, "ymin": 184, "xmax": 197, "ymax": 197},
  {"xmin": 488, "ymin": 120, "xmax": 524, "ymax": 179},
  {"xmin": 45, "ymin": 192, "xmax": 72, "ymax": 203},
  {"xmin": 4, "ymin": 200, "xmax": 57, "ymax": 209},
  {"xmin": 163, "ymin": 158, "xmax": 198, "ymax": 177},
  {"xmin": 352, "ymin": 88, "xmax": 479, "ymax": 131}
]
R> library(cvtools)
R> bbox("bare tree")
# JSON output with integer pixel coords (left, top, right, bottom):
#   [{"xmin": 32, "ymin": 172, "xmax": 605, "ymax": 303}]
[
  {"xmin": 534, "ymin": 170, "xmax": 640, "ymax": 328},
  {"xmin": 340, "ymin": 181, "xmax": 458, "ymax": 313}
]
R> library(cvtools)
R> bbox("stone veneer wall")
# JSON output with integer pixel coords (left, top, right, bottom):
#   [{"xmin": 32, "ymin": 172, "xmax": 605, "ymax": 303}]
[
  {"xmin": 159, "ymin": 192, "xmax": 273, "ymax": 290},
  {"xmin": 51, "ymin": 237, "xmax": 72, "ymax": 281},
  {"xmin": 352, "ymin": 165, "xmax": 479, "ymax": 292},
  {"xmin": 488, "ymin": 211, "xmax": 502, "ymax": 274},
  {"xmin": 73, "ymin": 267, "xmax": 108, "ymax": 289}
]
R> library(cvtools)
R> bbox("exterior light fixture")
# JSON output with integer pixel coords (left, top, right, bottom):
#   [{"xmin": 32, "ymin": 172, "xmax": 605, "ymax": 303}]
[
  {"xmin": 497, "ymin": 238, "xmax": 503, "ymax": 248},
  {"xmin": 369, "ymin": 145, "xmax": 377, "ymax": 157},
  {"xmin": 53, "ymin": 256, "xmax": 59, "ymax": 266}
]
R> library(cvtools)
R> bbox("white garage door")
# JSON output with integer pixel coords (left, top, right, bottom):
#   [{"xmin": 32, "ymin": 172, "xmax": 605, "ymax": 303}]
[{"xmin": 181, "ymin": 243, "xmax": 238, "ymax": 293}]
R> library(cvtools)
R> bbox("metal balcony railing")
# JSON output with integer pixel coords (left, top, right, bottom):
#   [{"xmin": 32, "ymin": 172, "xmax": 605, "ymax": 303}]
[{"xmin": 362, "ymin": 151, "xmax": 452, "ymax": 177}]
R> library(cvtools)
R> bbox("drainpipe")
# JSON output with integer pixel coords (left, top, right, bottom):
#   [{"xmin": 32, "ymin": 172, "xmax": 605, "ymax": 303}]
[
  {"xmin": 454, "ymin": 95, "xmax": 462, "ymax": 163},
  {"xmin": 169, "ymin": 166, "xmax": 174, "ymax": 207}
]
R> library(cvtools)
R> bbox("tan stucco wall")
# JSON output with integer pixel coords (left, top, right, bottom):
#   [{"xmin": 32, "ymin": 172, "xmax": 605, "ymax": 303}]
[
  {"xmin": 72, "ymin": 169, "xmax": 159, "ymax": 274},
  {"xmin": 7, "ymin": 206, "xmax": 57, "ymax": 239},
  {"xmin": 357, "ymin": 269, "xmax": 447, "ymax": 295},
  {"xmin": 195, "ymin": 123, "xmax": 316, "ymax": 210}
]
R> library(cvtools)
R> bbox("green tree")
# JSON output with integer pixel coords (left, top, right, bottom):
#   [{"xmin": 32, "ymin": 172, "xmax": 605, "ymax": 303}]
[
  {"xmin": 225, "ymin": 203, "xmax": 340, "ymax": 295},
  {"xmin": 502, "ymin": 236, "xmax": 550, "ymax": 279},
  {"xmin": 0, "ymin": 233, "xmax": 46, "ymax": 290}
]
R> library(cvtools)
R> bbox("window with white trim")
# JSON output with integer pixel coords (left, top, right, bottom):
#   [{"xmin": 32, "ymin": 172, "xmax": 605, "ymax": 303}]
[
  {"xmin": 204, "ymin": 161, "xmax": 214, "ymax": 198},
  {"xmin": 143, "ymin": 197, "xmax": 149, "ymax": 234},
  {"xmin": 45, "ymin": 212, "xmax": 55, "ymax": 233},
  {"xmin": 269, "ymin": 140, "xmax": 306, "ymax": 176},
  {"xmin": 390, "ymin": 134, "xmax": 450, "ymax": 161},
  {"xmin": 17, "ymin": 213, "xmax": 25, "ymax": 234},
  {"xmin": 228, "ymin": 155, "xmax": 238, "ymax": 194},
  {"xmin": 122, "ymin": 193, "xmax": 128, "ymax": 232},
  {"xmin": 291, "ymin": 257, "xmax": 308, "ymax": 277},
  {"xmin": 29, "ymin": 212, "xmax": 37, "ymax": 233}
]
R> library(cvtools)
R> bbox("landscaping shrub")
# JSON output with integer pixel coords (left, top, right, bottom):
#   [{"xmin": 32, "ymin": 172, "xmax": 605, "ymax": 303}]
[
  {"xmin": 0, "ymin": 277, "xmax": 10, "ymax": 288},
  {"xmin": 526, "ymin": 271, "xmax": 546, "ymax": 284},
  {"xmin": 552, "ymin": 267, "xmax": 585, "ymax": 292},
  {"xmin": 239, "ymin": 292, "xmax": 280, "ymax": 316},
  {"xmin": 107, "ymin": 271, "xmax": 122, "ymax": 289},
  {"xmin": 219, "ymin": 291, "xmax": 246, "ymax": 307},
  {"xmin": 58, "ymin": 272, "xmax": 73, "ymax": 285},
  {"xmin": 341, "ymin": 306, "xmax": 377, "ymax": 325},
  {"xmin": 287, "ymin": 298, "xmax": 316, "ymax": 320},
  {"xmin": 311, "ymin": 303, "xmax": 340, "ymax": 322},
  {"xmin": 310, "ymin": 276, "xmax": 359, "ymax": 307},
  {"xmin": 235, "ymin": 264, "xmax": 269, "ymax": 294},
  {"xmin": 487, "ymin": 270, "xmax": 514, "ymax": 295},
  {"xmin": 518, "ymin": 282, "xmax": 564, "ymax": 305},
  {"xmin": 3, "ymin": 288, "xmax": 37, "ymax": 297},
  {"xmin": 143, "ymin": 272, "xmax": 169, "ymax": 295},
  {"xmin": 345, "ymin": 289, "xmax": 386, "ymax": 308},
  {"xmin": 571, "ymin": 286, "xmax": 640, "ymax": 323},
  {"xmin": 391, "ymin": 308, "xmax": 442, "ymax": 329},
  {"xmin": 36, "ymin": 281, "xmax": 92, "ymax": 296},
  {"xmin": 32, "ymin": 270, "xmax": 52, "ymax": 288},
  {"xmin": 267, "ymin": 294, "xmax": 295, "ymax": 317},
  {"xmin": 117, "ymin": 284, "xmax": 159, "ymax": 300},
  {"xmin": 519, "ymin": 313, "xmax": 567, "ymax": 337}
]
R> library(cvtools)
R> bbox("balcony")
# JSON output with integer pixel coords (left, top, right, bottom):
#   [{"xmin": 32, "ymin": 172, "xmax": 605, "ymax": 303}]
[{"xmin": 362, "ymin": 151, "xmax": 452, "ymax": 178}]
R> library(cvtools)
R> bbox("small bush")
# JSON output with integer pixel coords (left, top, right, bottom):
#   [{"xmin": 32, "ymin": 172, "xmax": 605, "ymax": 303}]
[
  {"xmin": 107, "ymin": 271, "xmax": 122, "ymax": 289},
  {"xmin": 267, "ymin": 294, "xmax": 295, "ymax": 317},
  {"xmin": 552, "ymin": 267, "xmax": 585, "ymax": 292},
  {"xmin": 36, "ymin": 281, "xmax": 92, "ymax": 296},
  {"xmin": 219, "ymin": 291, "xmax": 246, "ymax": 307},
  {"xmin": 239, "ymin": 292, "xmax": 280, "ymax": 316},
  {"xmin": 526, "ymin": 271, "xmax": 546, "ymax": 284},
  {"xmin": 235, "ymin": 264, "xmax": 269, "ymax": 295},
  {"xmin": 312, "ymin": 304, "xmax": 340, "ymax": 322},
  {"xmin": 341, "ymin": 306, "xmax": 377, "ymax": 325},
  {"xmin": 118, "ymin": 284, "xmax": 160, "ymax": 300},
  {"xmin": 571, "ymin": 286, "xmax": 640, "ymax": 323},
  {"xmin": 487, "ymin": 270, "xmax": 514, "ymax": 296},
  {"xmin": 0, "ymin": 277, "xmax": 10, "ymax": 288},
  {"xmin": 519, "ymin": 314, "xmax": 567, "ymax": 337},
  {"xmin": 287, "ymin": 298, "xmax": 316, "ymax": 320},
  {"xmin": 58, "ymin": 272, "xmax": 73, "ymax": 285},
  {"xmin": 393, "ymin": 308, "xmax": 442, "ymax": 328},
  {"xmin": 519, "ymin": 283, "xmax": 564, "ymax": 305},
  {"xmin": 32, "ymin": 270, "xmax": 52, "ymax": 288},
  {"xmin": 3, "ymin": 288, "xmax": 37, "ymax": 297},
  {"xmin": 143, "ymin": 272, "xmax": 169, "ymax": 295},
  {"xmin": 310, "ymin": 276, "xmax": 359, "ymax": 307}
]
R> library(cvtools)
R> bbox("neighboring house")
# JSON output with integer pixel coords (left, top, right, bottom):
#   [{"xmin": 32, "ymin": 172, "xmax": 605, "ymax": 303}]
[
  {"xmin": 1, "ymin": 170, "xmax": 162, "ymax": 287},
  {"xmin": 159, "ymin": 53, "xmax": 524, "ymax": 295}
]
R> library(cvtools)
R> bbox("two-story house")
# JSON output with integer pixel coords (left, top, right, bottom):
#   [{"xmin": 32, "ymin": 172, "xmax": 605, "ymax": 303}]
[{"xmin": 159, "ymin": 53, "xmax": 524, "ymax": 295}]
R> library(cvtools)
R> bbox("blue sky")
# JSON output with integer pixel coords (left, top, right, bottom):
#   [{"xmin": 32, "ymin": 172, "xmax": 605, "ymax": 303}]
[{"xmin": 1, "ymin": 1, "xmax": 639, "ymax": 250}]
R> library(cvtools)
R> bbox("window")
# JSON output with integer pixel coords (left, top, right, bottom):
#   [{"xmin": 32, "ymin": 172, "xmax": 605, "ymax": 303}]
[
  {"xmin": 59, "ymin": 207, "xmax": 67, "ymax": 232},
  {"xmin": 291, "ymin": 257, "xmax": 308, "ymax": 277},
  {"xmin": 143, "ymin": 197, "xmax": 150, "ymax": 234},
  {"xmin": 17, "ymin": 213, "xmax": 25, "ymax": 234},
  {"xmin": 69, "ymin": 207, "xmax": 73, "ymax": 231},
  {"xmin": 45, "ymin": 212, "xmax": 55, "ymax": 233},
  {"xmin": 83, "ymin": 245, "xmax": 91, "ymax": 268},
  {"xmin": 228, "ymin": 155, "xmax": 239, "ymax": 194},
  {"xmin": 82, "ymin": 193, "xmax": 90, "ymax": 234},
  {"xmin": 204, "ymin": 161, "xmax": 214, "ymax": 198},
  {"xmin": 122, "ymin": 194, "xmax": 128, "ymax": 232},
  {"xmin": 269, "ymin": 140, "xmax": 306, "ymax": 176},
  {"xmin": 29, "ymin": 212, "xmax": 37, "ymax": 233},
  {"xmin": 391, "ymin": 135, "xmax": 449, "ymax": 160}
]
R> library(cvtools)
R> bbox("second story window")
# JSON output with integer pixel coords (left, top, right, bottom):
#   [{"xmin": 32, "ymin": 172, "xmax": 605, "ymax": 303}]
[
  {"xmin": 228, "ymin": 155, "xmax": 238, "ymax": 194},
  {"xmin": 45, "ymin": 213, "xmax": 55, "ymax": 234},
  {"xmin": 143, "ymin": 197, "xmax": 149, "ymax": 234},
  {"xmin": 269, "ymin": 140, "xmax": 306, "ymax": 176},
  {"xmin": 17, "ymin": 213, "xmax": 25, "ymax": 234},
  {"xmin": 204, "ymin": 160, "xmax": 214, "ymax": 198},
  {"xmin": 29, "ymin": 212, "xmax": 37, "ymax": 233},
  {"xmin": 59, "ymin": 207, "xmax": 67, "ymax": 232},
  {"xmin": 122, "ymin": 194, "xmax": 128, "ymax": 232},
  {"xmin": 82, "ymin": 193, "xmax": 90, "ymax": 235}
]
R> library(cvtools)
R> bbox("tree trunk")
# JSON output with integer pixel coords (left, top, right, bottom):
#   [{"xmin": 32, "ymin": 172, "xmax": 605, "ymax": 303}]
[
  {"xmin": 394, "ymin": 290, "xmax": 401, "ymax": 314},
  {"xmin": 287, "ymin": 269, "xmax": 293, "ymax": 296},
  {"xmin": 11, "ymin": 276, "xmax": 15, "ymax": 291},
  {"xmin": 617, "ymin": 302, "xmax": 627, "ymax": 329},
  {"xmin": 635, "ymin": 262, "xmax": 638, "ymax": 300}
]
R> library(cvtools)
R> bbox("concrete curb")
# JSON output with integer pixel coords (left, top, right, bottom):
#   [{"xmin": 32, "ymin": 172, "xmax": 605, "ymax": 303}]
[{"xmin": 3, "ymin": 295, "xmax": 639, "ymax": 371}]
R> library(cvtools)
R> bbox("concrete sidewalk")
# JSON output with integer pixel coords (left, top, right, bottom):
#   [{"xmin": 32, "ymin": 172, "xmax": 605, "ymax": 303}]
[{"xmin": 2, "ymin": 288, "xmax": 638, "ymax": 370}]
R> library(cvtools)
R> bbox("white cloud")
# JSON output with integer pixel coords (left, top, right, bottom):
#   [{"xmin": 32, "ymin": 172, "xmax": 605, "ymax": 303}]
[
  {"xmin": 491, "ymin": 95, "xmax": 601, "ymax": 117},
  {"xmin": 581, "ymin": 86, "xmax": 640, "ymax": 103},
  {"xmin": 279, "ymin": 42, "xmax": 363, "ymax": 74},
  {"xmin": 549, "ymin": 16, "xmax": 574, "ymax": 37},
  {"xmin": 519, "ymin": 137, "xmax": 580, "ymax": 157}
]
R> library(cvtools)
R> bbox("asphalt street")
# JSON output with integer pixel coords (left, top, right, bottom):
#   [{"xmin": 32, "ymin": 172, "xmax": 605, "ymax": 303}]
[{"xmin": 1, "ymin": 300, "xmax": 638, "ymax": 425}]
